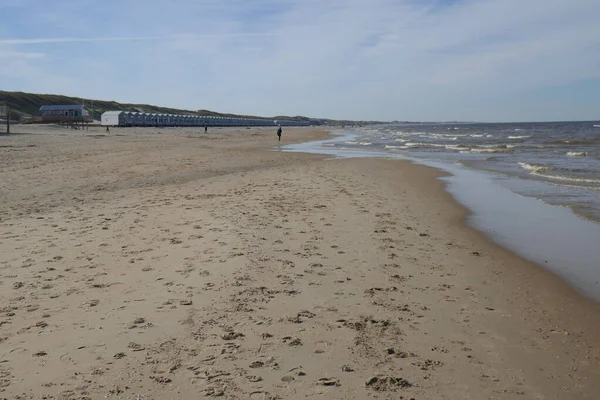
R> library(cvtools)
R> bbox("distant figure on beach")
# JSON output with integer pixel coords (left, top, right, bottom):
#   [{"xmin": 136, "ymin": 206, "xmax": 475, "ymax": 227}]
[
  {"xmin": 106, "ymin": 126, "xmax": 110, "ymax": 133},
  {"xmin": 277, "ymin": 126, "xmax": 282, "ymax": 142},
  {"xmin": 205, "ymin": 126, "xmax": 207, "ymax": 133}
]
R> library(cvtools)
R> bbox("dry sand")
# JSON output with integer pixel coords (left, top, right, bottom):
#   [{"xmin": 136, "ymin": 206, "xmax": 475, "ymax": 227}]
[{"xmin": 1, "ymin": 125, "xmax": 599, "ymax": 400}]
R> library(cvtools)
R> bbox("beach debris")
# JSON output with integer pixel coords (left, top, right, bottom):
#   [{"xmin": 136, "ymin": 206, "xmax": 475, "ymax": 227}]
[{"xmin": 341, "ymin": 365, "xmax": 355, "ymax": 372}]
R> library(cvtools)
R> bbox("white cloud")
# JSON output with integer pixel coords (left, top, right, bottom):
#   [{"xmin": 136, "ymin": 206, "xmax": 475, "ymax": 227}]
[{"xmin": 0, "ymin": 33, "xmax": 274, "ymax": 45}]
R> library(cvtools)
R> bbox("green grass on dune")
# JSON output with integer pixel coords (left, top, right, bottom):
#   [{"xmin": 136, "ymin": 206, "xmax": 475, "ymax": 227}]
[{"xmin": 0, "ymin": 90, "xmax": 381, "ymax": 126}]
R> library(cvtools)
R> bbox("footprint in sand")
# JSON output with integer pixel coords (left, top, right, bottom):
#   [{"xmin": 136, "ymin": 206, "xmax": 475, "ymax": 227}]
[
  {"xmin": 316, "ymin": 378, "xmax": 340, "ymax": 387},
  {"xmin": 282, "ymin": 337, "xmax": 302, "ymax": 346}
]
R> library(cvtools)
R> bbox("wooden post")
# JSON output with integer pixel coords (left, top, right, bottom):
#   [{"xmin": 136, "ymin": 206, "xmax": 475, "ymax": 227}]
[{"xmin": 6, "ymin": 108, "xmax": 10, "ymax": 134}]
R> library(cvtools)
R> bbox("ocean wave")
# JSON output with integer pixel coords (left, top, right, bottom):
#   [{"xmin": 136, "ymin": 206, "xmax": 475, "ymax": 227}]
[
  {"xmin": 549, "ymin": 138, "xmax": 600, "ymax": 145},
  {"xmin": 519, "ymin": 162, "xmax": 600, "ymax": 184},
  {"xmin": 471, "ymin": 134, "xmax": 485, "ymax": 138},
  {"xmin": 465, "ymin": 148, "xmax": 511, "ymax": 154},
  {"xmin": 401, "ymin": 142, "xmax": 449, "ymax": 149},
  {"xmin": 444, "ymin": 145, "xmax": 462, "ymax": 150},
  {"xmin": 593, "ymin": 125, "xmax": 600, "ymax": 128},
  {"xmin": 531, "ymin": 171, "xmax": 600, "ymax": 185},
  {"xmin": 385, "ymin": 145, "xmax": 407, "ymax": 149},
  {"xmin": 508, "ymin": 135, "xmax": 530, "ymax": 139},
  {"xmin": 518, "ymin": 162, "xmax": 550, "ymax": 172},
  {"xmin": 567, "ymin": 151, "xmax": 588, "ymax": 157}
]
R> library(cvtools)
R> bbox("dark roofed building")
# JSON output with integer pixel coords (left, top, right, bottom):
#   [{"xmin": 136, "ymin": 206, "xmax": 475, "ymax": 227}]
[{"xmin": 40, "ymin": 105, "xmax": 92, "ymax": 122}]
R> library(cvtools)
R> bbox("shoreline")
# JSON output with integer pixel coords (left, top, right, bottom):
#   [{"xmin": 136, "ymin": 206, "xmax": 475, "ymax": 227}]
[
  {"xmin": 1, "ymin": 125, "xmax": 599, "ymax": 399},
  {"xmin": 283, "ymin": 129, "xmax": 600, "ymax": 303}
]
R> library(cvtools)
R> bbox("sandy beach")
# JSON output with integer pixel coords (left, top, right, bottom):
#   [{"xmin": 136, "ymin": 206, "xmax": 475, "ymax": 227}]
[{"xmin": 1, "ymin": 125, "xmax": 600, "ymax": 400}]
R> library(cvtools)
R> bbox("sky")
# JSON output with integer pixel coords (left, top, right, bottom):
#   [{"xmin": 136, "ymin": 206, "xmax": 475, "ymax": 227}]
[{"xmin": 0, "ymin": 0, "xmax": 599, "ymax": 122}]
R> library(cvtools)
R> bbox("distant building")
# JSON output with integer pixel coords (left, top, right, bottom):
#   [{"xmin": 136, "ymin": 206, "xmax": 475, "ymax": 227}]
[
  {"xmin": 100, "ymin": 110, "xmax": 310, "ymax": 127},
  {"xmin": 101, "ymin": 111, "xmax": 127, "ymax": 126},
  {"xmin": 39, "ymin": 105, "xmax": 92, "ymax": 123}
]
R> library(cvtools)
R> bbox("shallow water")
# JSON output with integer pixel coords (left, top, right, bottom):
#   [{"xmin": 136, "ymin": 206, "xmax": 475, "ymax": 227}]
[
  {"xmin": 329, "ymin": 122, "xmax": 600, "ymax": 222},
  {"xmin": 280, "ymin": 130, "xmax": 600, "ymax": 302}
]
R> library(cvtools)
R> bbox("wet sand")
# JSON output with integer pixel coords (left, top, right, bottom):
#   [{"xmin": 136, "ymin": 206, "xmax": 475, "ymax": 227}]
[{"xmin": 1, "ymin": 125, "xmax": 599, "ymax": 399}]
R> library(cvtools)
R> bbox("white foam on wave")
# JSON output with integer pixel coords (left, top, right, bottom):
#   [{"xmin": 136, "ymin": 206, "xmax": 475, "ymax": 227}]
[
  {"xmin": 593, "ymin": 125, "xmax": 600, "ymax": 128},
  {"xmin": 471, "ymin": 134, "xmax": 485, "ymax": 138},
  {"xmin": 519, "ymin": 162, "xmax": 550, "ymax": 172},
  {"xmin": 385, "ymin": 145, "xmax": 407, "ymax": 149},
  {"xmin": 567, "ymin": 152, "xmax": 588, "ymax": 157},
  {"xmin": 508, "ymin": 135, "xmax": 530, "ymax": 139},
  {"xmin": 358, "ymin": 142, "xmax": 373, "ymax": 146},
  {"xmin": 519, "ymin": 163, "xmax": 600, "ymax": 184},
  {"xmin": 531, "ymin": 171, "xmax": 600, "ymax": 185},
  {"xmin": 469, "ymin": 148, "xmax": 510, "ymax": 154}
]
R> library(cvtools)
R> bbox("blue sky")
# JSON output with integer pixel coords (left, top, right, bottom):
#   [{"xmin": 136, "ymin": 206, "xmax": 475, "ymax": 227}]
[{"xmin": 1, "ymin": 0, "xmax": 599, "ymax": 122}]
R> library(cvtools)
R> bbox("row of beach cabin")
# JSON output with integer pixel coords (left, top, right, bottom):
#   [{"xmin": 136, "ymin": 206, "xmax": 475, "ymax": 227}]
[{"xmin": 101, "ymin": 111, "xmax": 308, "ymax": 127}]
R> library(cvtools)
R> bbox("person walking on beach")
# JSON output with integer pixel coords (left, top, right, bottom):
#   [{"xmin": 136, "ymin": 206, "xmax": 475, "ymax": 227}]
[
  {"xmin": 106, "ymin": 126, "xmax": 110, "ymax": 133},
  {"xmin": 205, "ymin": 126, "xmax": 207, "ymax": 133},
  {"xmin": 277, "ymin": 126, "xmax": 282, "ymax": 142}
]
